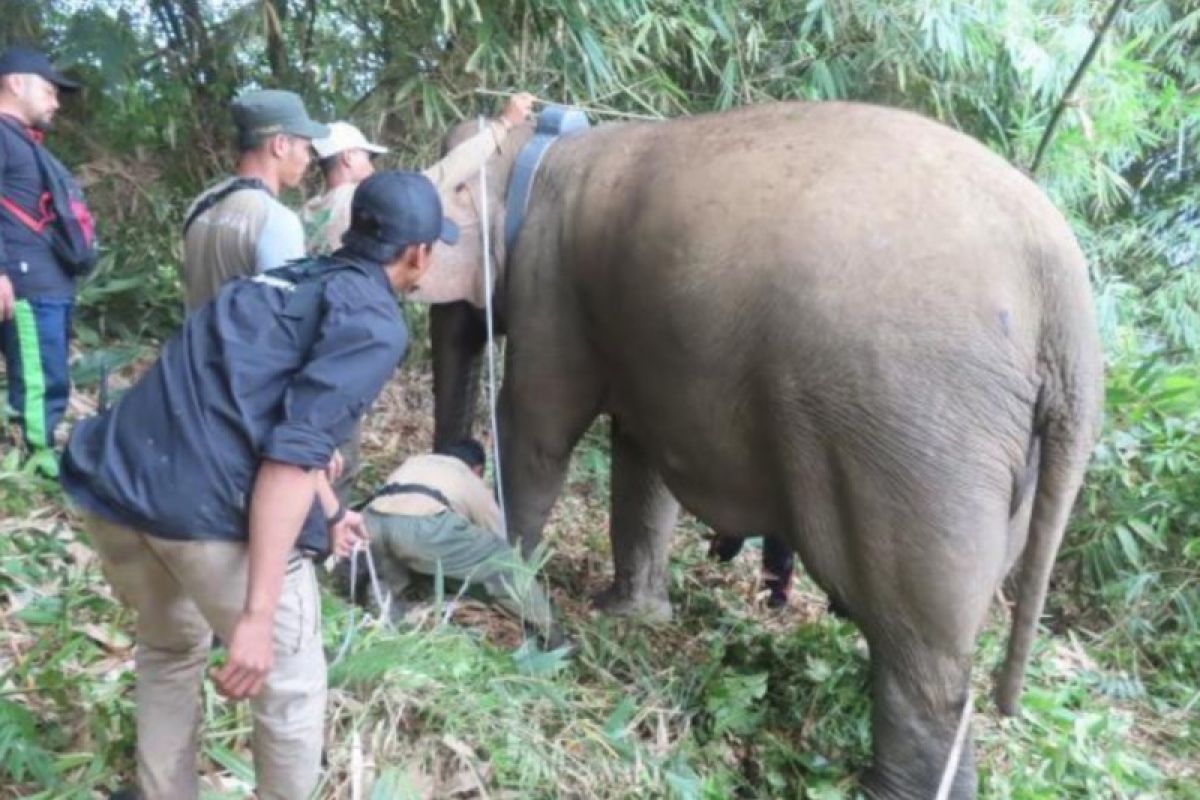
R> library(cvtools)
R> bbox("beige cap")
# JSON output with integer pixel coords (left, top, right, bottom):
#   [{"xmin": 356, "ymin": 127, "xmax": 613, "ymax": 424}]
[{"xmin": 312, "ymin": 121, "xmax": 389, "ymax": 159}]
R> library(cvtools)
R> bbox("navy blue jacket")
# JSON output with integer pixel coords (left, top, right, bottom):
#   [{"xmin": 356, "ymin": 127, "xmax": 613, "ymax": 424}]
[
  {"xmin": 0, "ymin": 115, "xmax": 74, "ymax": 298},
  {"xmin": 61, "ymin": 254, "xmax": 407, "ymax": 556}
]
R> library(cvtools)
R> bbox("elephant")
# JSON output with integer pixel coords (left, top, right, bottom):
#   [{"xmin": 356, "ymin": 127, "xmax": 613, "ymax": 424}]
[{"xmin": 422, "ymin": 101, "xmax": 1103, "ymax": 799}]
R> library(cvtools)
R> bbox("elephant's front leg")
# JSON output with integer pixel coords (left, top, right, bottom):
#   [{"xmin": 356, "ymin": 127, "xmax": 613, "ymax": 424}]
[
  {"xmin": 498, "ymin": 360, "xmax": 601, "ymax": 559},
  {"xmin": 431, "ymin": 300, "xmax": 487, "ymax": 450},
  {"xmin": 592, "ymin": 420, "xmax": 679, "ymax": 622}
]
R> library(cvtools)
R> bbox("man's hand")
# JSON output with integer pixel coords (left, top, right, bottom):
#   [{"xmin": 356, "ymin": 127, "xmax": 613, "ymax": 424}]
[
  {"xmin": 0, "ymin": 275, "xmax": 14, "ymax": 322},
  {"xmin": 211, "ymin": 610, "xmax": 274, "ymax": 700},
  {"xmin": 226, "ymin": 459, "xmax": 315, "ymax": 700},
  {"xmin": 326, "ymin": 449, "xmax": 344, "ymax": 485},
  {"xmin": 330, "ymin": 508, "xmax": 369, "ymax": 558},
  {"xmin": 500, "ymin": 92, "xmax": 535, "ymax": 129}
]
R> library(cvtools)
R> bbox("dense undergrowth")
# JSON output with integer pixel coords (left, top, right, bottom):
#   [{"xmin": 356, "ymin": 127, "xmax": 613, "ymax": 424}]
[
  {"xmin": 3, "ymin": 0, "xmax": 1200, "ymax": 796},
  {"xmin": 2, "ymin": 354, "xmax": 1198, "ymax": 797}
]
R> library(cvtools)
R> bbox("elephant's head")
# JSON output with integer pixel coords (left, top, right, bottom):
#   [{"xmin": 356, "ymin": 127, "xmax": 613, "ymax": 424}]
[{"xmin": 411, "ymin": 119, "xmax": 536, "ymax": 314}]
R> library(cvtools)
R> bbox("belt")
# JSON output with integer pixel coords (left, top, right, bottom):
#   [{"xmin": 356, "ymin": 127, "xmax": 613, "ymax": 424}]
[{"xmin": 286, "ymin": 549, "xmax": 317, "ymax": 573}]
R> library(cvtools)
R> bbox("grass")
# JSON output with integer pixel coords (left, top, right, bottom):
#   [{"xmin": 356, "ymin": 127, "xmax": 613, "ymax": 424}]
[{"xmin": 2, "ymin": 361, "xmax": 1199, "ymax": 799}]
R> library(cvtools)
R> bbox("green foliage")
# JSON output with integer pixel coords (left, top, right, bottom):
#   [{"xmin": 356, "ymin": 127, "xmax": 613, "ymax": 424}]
[
  {"xmin": 6, "ymin": 0, "xmax": 1194, "ymax": 351},
  {"xmin": 0, "ymin": 698, "xmax": 58, "ymax": 787},
  {"xmin": 1, "ymin": 470, "xmax": 1197, "ymax": 796},
  {"xmin": 1, "ymin": 0, "xmax": 1199, "ymax": 796},
  {"xmin": 1063, "ymin": 354, "xmax": 1200, "ymax": 705}
]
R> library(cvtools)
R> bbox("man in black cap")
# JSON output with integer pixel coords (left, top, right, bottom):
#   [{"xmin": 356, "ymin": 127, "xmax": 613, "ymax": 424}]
[
  {"xmin": 61, "ymin": 170, "xmax": 457, "ymax": 800},
  {"xmin": 0, "ymin": 44, "xmax": 83, "ymax": 476},
  {"xmin": 180, "ymin": 89, "xmax": 328, "ymax": 310}
]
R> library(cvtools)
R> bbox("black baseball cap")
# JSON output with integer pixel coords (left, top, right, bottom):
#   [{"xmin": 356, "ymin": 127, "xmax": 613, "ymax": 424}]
[
  {"xmin": 342, "ymin": 171, "xmax": 459, "ymax": 261},
  {"xmin": 0, "ymin": 45, "xmax": 80, "ymax": 92}
]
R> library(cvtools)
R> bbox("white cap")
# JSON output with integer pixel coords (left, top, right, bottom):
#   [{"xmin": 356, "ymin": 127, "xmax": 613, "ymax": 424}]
[{"xmin": 312, "ymin": 121, "xmax": 389, "ymax": 159}]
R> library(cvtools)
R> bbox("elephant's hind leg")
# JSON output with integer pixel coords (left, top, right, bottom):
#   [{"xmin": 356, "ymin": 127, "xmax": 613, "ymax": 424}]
[
  {"xmin": 854, "ymin": 513, "xmax": 1002, "ymax": 800},
  {"xmin": 592, "ymin": 419, "xmax": 679, "ymax": 621},
  {"xmin": 812, "ymin": 464, "xmax": 1003, "ymax": 799},
  {"xmin": 862, "ymin": 636, "xmax": 977, "ymax": 800}
]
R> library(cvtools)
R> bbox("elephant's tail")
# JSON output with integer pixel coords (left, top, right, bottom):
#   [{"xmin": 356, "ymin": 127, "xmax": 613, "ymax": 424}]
[{"xmin": 995, "ymin": 263, "xmax": 1102, "ymax": 716}]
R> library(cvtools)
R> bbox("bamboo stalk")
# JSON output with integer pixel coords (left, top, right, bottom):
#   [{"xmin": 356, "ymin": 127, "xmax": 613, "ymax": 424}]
[{"xmin": 1029, "ymin": 0, "xmax": 1128, "ymax": 176}]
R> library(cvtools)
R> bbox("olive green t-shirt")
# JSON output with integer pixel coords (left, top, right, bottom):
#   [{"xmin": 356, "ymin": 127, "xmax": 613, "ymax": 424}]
[{"xmin": 181, "ymin": 178, "xmax": 305, "ymax": 310}]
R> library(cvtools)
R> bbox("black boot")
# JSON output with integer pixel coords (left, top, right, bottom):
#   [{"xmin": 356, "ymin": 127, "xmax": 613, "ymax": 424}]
[
  {"xmin": 762, "ymin": 536, "xmax": 795, "ymax": 608},
  {"xmin": 708, "ymin": 534, "xmax": 745, "ymax": 563}
]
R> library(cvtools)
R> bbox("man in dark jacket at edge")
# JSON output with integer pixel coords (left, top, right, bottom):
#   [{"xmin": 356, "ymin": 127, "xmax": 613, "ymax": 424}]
[
  {"xmin": 0, "ymin": 45, "xmax": 83, "ymax": 477},
  {"xmin": 60, "ymin": 170, "xmax": 456, "ymax": 800}
]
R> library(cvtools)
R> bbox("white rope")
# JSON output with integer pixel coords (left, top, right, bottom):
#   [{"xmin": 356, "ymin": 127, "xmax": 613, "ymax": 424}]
[
  {"xmin": 362, "ymin": 539, "xmax": 386, "ymax": 613},
  {"xmin": 477, "ymin": 115, "xmax": 509, "ymax": 540},
  {"xmin": 934, "ymin": 687, "xmax": 974, "ymax": 800},
  {"xmin": 332, "ymin": 540, "xmax": 388, "ymax": 665}
]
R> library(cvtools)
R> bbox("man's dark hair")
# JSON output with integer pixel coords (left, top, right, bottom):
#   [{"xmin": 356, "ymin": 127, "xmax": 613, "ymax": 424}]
[
  {"xmin": 438, "ymin": 438, "xmax": 486, "ymax": 470},
  {"xmin": 237, "ymin": 130, "xmax": 273, "ymax": 153},
  {"xmin": 318, "ymin": 154, "xmax": 339, "ymax": 175}
]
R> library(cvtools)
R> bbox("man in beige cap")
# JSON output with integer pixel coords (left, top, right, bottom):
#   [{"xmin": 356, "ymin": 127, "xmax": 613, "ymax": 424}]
[
  {"xmin": 346, "ymin": 439, "xmax": 557, "ymax": 643},
  {"xmin": 180, "ymin": 89, "xmax": 329, "ymax": 310},
  {"xmin": 301, "ymin": 92, "xmax": 535, "ymax": 256},
  {"xmin": 301, "ymin": 93, "xmax": 536, "ymax": 497}
]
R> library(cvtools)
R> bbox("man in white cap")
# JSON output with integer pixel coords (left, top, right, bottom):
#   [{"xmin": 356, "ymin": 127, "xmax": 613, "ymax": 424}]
[
  {"xmin": 302, "ymin": 92, "xmax": 535, "ymax": 256},
  {"xmin": 300, "ymin": 121, "xmax": 387, "ymax": 255}
]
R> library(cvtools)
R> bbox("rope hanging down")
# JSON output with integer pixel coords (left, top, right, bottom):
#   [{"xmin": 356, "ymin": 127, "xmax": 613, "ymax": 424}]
[
  {"xmin": 477, "ymin": 115, "xmax": 509, "ymax": 541},
  {"xmin": 332, "ymin": 541, "xmax": 387, "ymax": 665}
]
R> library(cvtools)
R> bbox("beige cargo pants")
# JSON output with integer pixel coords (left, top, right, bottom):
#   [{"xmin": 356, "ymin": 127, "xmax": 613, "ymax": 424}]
[{"xmin": 84, "ymin": 513, "xmax": 326, "ymax": 800}]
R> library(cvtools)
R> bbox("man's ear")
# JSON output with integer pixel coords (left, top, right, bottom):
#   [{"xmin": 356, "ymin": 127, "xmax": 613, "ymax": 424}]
[
  {"xmin": 0, "ymin": 74, "xmax": 21, "ymax": 97},
  {"xmin": 268, "ymin": 133, "xmax": 289, "ymax": 159},
  {"xmin": 396, "ymin": 244, "xmax": 431, "ymax": 289},
  {"xmin": 340, "ymin": 150, "xmax": 355, "ymax": 170}
]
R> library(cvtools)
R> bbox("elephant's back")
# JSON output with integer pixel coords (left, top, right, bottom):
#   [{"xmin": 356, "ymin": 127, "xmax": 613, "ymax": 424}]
[
  {"xmin": 540, "ymin": 103, "xmax": 1092, "ymax": 487},
  {"xmin": 549, "ymin": 102, "xmax": 1086, "ymax": 381},
  {"xmin": 512, "ymin": 102, "xmax": 1098, "ymax": 538},
  {"xmin": 557, "ymin": 101, "xmax": 1081, "ymax": 298}
]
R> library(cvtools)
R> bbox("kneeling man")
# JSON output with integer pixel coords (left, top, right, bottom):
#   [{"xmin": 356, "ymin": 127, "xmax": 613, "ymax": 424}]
[{"xmin": 349, "ymin": 440, "xmax": 556, "ymax": 640}]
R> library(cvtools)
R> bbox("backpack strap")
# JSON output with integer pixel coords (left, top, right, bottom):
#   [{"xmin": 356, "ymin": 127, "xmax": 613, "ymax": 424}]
[
  {"xmin": 183, "ymin": 177, "xmax": 271, "ymax": 236},
  {"xmin": 0, "ymin": 192, "xmax": 53, "ymax": 233},
  {"xmin": 0, "ymin": 116, "xmax": 54, "ymax": 232},
  {"xmin": 249, "ymin": 256, "xmax": 372, "ymax": 358}
]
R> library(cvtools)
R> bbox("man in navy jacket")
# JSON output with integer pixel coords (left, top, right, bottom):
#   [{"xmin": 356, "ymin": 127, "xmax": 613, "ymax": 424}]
[
  {"xmin": 63, "ymin": 171, "xmax": 456, "ymax": 800},
  {"xmin": 0, "ymin": 45, "xmax": 82, "ymax": 475}
]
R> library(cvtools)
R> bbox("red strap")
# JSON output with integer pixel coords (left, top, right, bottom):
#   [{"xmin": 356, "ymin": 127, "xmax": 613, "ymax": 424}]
[{"xmin": 0, "ymin": 192, "xmax": 55, "ymax": 233}]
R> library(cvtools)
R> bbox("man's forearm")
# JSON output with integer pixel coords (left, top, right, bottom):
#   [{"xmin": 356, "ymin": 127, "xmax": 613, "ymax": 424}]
[
  {"xmin": 244, "ymin": 460, "xmax": 317, "ymax": 618},
  {"xmin": 422, "ymin": 121, "xmax": 506, "ymax": 194}
]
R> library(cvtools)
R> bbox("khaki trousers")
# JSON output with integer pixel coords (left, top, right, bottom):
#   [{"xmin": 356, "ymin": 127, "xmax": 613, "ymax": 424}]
[{"xmin": 84, "ymin": 514, "xmax": 326, "ymax": 800}]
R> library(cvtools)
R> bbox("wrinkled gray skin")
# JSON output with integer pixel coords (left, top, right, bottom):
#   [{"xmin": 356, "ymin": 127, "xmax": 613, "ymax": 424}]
[{"xmin": 429, "ymin": 102, "xmax": 1102, "ymax": 798}]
